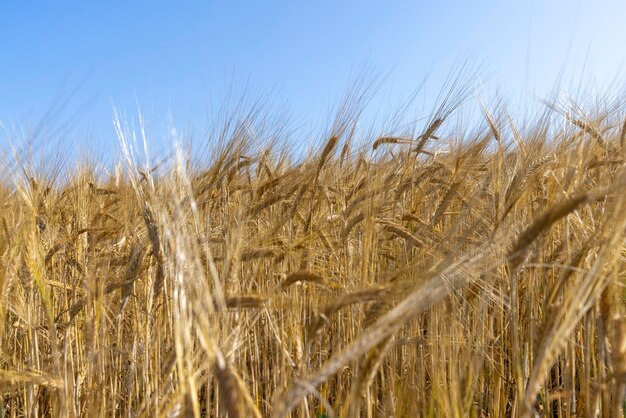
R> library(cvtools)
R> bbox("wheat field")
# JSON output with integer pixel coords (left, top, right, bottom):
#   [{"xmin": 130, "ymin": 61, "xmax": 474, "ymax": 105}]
[{"xmin": 1, "ymin": 87, "xmax": 625, "ymax": 417}]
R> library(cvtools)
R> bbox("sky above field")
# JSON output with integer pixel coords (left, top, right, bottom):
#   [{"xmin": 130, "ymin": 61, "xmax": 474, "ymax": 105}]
[{"xmin": 1, "ymin": 1, "xmax": 626, "ymax": 161}]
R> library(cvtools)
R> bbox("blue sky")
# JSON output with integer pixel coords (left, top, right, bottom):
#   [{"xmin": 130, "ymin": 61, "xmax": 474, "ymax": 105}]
[{"xmin": 1, "ymin": 1, "xmax": 626, "ymax": 160}]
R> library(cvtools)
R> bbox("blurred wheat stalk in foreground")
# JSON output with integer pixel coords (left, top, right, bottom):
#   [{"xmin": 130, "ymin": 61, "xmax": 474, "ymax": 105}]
[{"xmin": 1, "ymin": 86, "xmax": 625, "ymax": 417}]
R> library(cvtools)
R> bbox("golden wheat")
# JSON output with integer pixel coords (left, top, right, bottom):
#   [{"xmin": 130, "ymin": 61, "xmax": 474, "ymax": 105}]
[{"xmin": 1, "ymin": 90, "xmax": 625, "ymax": 417}]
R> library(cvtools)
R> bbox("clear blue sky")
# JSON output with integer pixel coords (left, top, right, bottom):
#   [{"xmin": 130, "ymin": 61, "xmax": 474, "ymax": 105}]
[{"xmin": 1, "ymin": 1, "xmax": 625, "ymax": 160}]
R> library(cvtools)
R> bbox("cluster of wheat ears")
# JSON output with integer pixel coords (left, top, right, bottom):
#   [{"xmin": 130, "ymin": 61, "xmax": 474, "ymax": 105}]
[{"xmin": 1, "ymin": 83, "xmax": 625, "ymax": 417}]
